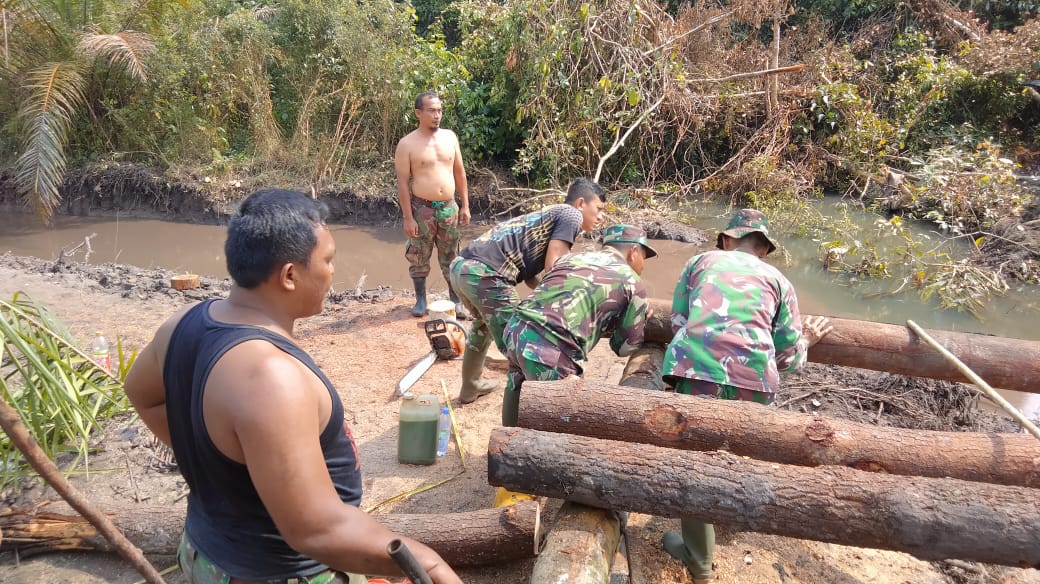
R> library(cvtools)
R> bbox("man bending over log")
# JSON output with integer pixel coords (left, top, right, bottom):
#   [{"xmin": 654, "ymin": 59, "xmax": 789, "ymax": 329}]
[
  {"xmin": 501, "ymin": 224, "xmax": 657, "ymax": 426},
  {"xmin": 449, "ymin": 177, "xmax": 606, "ymax": 404},
  {"xmin": 124, "ymin": 189, "xmax": 461, "ymax": 584},
  {"xmin": 660, "ymin": 208, "xmax": 832, "ymax": 584}
]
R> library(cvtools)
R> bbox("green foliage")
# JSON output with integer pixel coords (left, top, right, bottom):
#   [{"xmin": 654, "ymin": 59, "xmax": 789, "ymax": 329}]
[
  {"xmin": 1, "ymin": 0, "xmax": 159, "ymax": 220},
  {"xmin": 0, "ymin": 294, "xmax": 136, "ymax": 489}
]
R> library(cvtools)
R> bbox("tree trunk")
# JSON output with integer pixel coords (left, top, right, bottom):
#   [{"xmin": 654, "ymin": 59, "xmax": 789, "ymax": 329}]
[
  {"xmin": 529, "ymin": 502, "xmax": 622, "ymax": 584},
  {"xmin": 643, "ymin": 298, "xmax": 1040, "ymax": 394},
  {"xmin": 528, "ymin": 347, "xmax": 662, "ymax": 583},
  {"xmin": 517, "ymin": 377, "xmax": 1040, "ymax": 488},
  {"xmin": 487, "ymin": 427, "xmax": 1040, "ymax": 568},
  {"xmin": 0, "ymin": 502, "xmax": 542, "ymax": 568},
  {"xmin": 617, "ymin": 343, "xmax": 666, "ymax": 391}
]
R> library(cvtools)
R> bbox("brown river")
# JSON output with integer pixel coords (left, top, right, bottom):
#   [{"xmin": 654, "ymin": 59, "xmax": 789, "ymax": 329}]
[{"xmin": 2, "ymin": 210, "xmax": 1039, "ymax": 419}]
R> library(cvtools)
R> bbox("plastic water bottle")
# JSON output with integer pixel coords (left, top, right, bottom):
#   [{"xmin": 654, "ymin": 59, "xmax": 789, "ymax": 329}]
[
  {"xmin": 90, "ymin": 332, "xmax": 111, "ymax": 372},
  {"xmin": 436, "ymin": 405, "xmax": 451, "ymax": 457}
]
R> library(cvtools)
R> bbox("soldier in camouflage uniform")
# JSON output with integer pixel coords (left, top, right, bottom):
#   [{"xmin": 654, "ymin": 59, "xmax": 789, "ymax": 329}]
[
  {"xmin": 449, "ymin": 178, "xmax": 606, "ymax": 404},
  {"xmin": 660, "ymin": 208, "xmax": 832, "ymax": 584},
  {"xmin": 500, "ymin": 224, "xmax": 657, "ymax": 426}
]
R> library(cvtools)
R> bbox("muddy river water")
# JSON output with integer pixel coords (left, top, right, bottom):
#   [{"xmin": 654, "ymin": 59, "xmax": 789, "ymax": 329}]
[{"xmin": 2, "ymin": 209, "xmax": 1039, "ymax": 419}]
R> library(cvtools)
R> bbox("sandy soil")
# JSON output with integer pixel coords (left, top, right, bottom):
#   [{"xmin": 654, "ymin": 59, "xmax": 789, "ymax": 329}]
[{"xmin": 0, "ymin": 254, "xmax": 1037, "ymax": 584}]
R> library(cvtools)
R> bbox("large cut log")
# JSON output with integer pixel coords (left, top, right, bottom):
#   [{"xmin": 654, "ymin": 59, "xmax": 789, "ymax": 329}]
[
  {"xmin": 0, "ymin": 502, "xmax": 542, "ymax": 568},
  {"xmin": 487, "ymin": 427, "xmax": 1040, "ymax": 568},
  {"xmin": 529, "ymin": 502, "xmax": 622, "ymax": 584},
  {"xmin": 517, "ymin": 377, "xmax": 1040, "ymax": 488},
  {"xmin": 528, "ymin": 346, "xmax": 662, "ymax": 582},
  {"xmin": 643, "ymin": 298, "xmax": 1040, "ymax": 394}
]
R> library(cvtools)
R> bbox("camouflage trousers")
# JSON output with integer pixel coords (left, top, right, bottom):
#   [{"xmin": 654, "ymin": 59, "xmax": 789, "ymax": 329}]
[
  {"xmin": 177, "ymin": 532, "xmax": 366, "ymax": 584},
  {"xmin": 667, "ymin": 377, "xmax": 775, "ymax": 405},
  {"xmin": 664, "ymin": 376, "xmax": 772, "ymax": 581},
  {"xmin": 501, "ymin": 321, "xmax": 582, "ymax": 426},
  {"xmin": 503, "ymin": 320, "xmax": 582, "ymax": 395},
  {"xmin": 405, "ymin": 197, "xmax": 460, "ymax": 281},
  {"xmin": 448, "ymin": 257, "xmax": 518, "ymax": 353}
]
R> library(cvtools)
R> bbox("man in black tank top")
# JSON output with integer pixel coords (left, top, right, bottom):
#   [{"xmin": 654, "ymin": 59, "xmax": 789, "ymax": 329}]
[{"xmin": 124, "ymin": 190, "xmax": 461, "ymax": 584}]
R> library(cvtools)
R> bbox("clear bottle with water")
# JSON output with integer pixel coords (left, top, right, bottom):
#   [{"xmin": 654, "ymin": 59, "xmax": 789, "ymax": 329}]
[
  {"xmin": 90, "ymin": 332, "xmax": 111, "ymax": 372},
  {"xmin": 436, "ymin": 405, "xmax": 451, "ymax": 457}
]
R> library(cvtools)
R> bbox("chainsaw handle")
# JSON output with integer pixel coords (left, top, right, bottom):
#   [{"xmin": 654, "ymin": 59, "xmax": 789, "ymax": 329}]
[{"xmin": 387, "ymin": 538, "xmax": 433, "ymax": 584}]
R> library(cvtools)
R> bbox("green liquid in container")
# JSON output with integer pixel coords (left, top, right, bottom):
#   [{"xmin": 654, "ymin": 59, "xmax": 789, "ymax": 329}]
[{"xmin": 398, "ymin": 393, "xmax": 439, "ymax": 465}]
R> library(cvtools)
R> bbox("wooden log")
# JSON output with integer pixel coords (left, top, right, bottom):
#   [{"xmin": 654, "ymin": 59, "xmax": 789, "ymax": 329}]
[
  {"xmin": 487, "ymin": 427, "xmax": 1040, "ymax": 568},
  {"xmin": 517, "ymin": 377, "xmax": 1040, "ymax": 488},
  {"xmin": 528, "ymin": 347, "xmax": 662, "ymax": 583},
  {"xmin": 643, "ymin": 298, "xmax": 1040, "ymax": 395},
  {"xmin": 617, "ymin": 343, "xmax": 666, "ymax": 391},
  {"xmin": 0, "ymin": 502, "xmax": 542, "ymax": 568},
  {"xmin": 530, "ymin": 502, "xmax": 622, "ymax": 584}
]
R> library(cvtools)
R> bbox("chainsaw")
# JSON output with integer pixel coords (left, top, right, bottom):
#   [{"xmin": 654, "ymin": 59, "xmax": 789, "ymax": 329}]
[{"xmin": 395, "ymin": 318, "xmax": 467, "ymax": 396}]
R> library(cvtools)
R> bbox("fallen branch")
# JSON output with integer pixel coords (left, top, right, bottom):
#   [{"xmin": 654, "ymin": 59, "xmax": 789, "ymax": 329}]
[
  {"xmin": 687, "ymin": 63, "xmax": 805, "ymax": 84},
  {"xmin": 0, "ymin": 398, "xmax": 165, "ymax": 583}
]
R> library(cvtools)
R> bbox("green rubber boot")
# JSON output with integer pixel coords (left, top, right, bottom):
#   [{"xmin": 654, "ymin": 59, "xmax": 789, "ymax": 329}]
[
  {"xmin": 501, "ymin": 387, "xmax": 521, "ymax": 427},
  {"xmin": 663, "ymin": 518, "xmax": 715, "ymax": 583},
  {"xmin": 411, "ymin": 277, "xmax": 428, "ymax": 318},
  {"xmin": 459, "ymin": 344, "xmax": 498, "ymax": 403}
]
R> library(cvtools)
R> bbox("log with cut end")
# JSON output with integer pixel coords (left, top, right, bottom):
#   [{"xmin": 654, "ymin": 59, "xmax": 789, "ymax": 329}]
[
  {"xmin": 0, "ymin": 502, "xmax": 542, "ymax": 568},
  {"xmin": 517, "ymin": 377, "xmax": 1040, "ymax": 488},
  {"xmin": 643, "ymin": 298, "xmax": 1040, "ymax": 394},
  {"xmin": 527, "ymin": 346, "xmax": 661, "ymax": 582},
  {"xmin": 529, "ymin": 501, "xmax": 622, "ymax": 584},
  {"xmin": 487, "ymin": 427, "xmax": 1040, "ymax": 568}
]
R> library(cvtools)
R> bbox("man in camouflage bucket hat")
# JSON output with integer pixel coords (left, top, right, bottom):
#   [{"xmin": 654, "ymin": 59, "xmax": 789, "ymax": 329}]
[
  {"xmin": 660, "ymin": 208, "xmax": 832, "ymax": 584},
  {"xmin": 500, "ymin": 223, "xmax": 656, "ymax": 427}
]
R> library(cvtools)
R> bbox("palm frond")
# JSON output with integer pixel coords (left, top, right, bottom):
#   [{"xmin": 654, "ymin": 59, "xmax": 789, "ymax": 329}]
[
  {"xmin": 0, "ymin": 293, "xmax": 131, "ymax": 489},
  {"xmin": 13, "ymin": 61, "xmax": 84, "ymax": 220},
  {"xmin": 77, "ymin": 31, "xmax": 154, "ymax": 82}
]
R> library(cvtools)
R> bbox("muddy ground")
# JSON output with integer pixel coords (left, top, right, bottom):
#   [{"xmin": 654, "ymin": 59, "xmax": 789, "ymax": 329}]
[{"xmin": 0, "ymin": 251, "xmax": 1037, "ymax": 584}]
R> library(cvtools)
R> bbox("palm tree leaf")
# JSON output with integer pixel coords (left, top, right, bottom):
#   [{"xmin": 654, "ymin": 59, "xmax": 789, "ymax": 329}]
[
  {"xmin": 0, "ymin": 293, "xmax": 129, "ymax": 486},
  {"xmin": 77, "ymin": 31, "xmax": 154, "ymax": 82},
  {"xmin": 12, "ymin": 61, "xmax": 83, "ymax": 219}
]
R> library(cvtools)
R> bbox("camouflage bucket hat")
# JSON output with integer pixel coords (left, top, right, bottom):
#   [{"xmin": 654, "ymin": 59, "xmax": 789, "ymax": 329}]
[
  {"xmin": 716, "ymin": 208, "xmax": 777, "ymax": 254},
  {"xmin": 601, "ymin": 224, "xmax": 658, "ymax": 258}
]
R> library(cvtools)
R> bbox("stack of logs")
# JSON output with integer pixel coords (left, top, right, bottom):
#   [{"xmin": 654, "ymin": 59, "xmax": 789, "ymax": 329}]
[
  {"xmin": 3, "ymin": 312, "xmax": 1040, "ymax": 578},
  {"xmin": 488, "ymin": 312, "xmax": 1040, "ymax": 582}
]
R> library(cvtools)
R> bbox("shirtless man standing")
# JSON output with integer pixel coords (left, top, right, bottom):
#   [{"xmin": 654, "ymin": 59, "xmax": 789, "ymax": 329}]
[{"xmin": 395, "ymin": 91, "xmax": 472, "ymax": 319}]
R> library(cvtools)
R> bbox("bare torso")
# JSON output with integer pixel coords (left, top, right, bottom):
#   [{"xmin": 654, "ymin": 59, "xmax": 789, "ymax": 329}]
[{"xmin": 399, "ymin": 129, "xmax": 458, "ymax": 201}]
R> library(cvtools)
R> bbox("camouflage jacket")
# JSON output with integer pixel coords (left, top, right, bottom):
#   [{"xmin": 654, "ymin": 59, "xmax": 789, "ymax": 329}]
[
  {"xmin": 505, "ymin": 248, "xmax": 649, "ymax": 367},
  {"xmin": 662, "ymin": 249, "xmax": 806, "ymax": 393}
]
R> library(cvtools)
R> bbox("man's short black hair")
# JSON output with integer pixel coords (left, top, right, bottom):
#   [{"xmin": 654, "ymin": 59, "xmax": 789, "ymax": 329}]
[
  {"xmin": 225, "ymin": 189, "xmax": 330, "ymax": 289},
  {"xmin": 415, "ymin": 91, "xmax": 440, "ymax": 110},
  {"xmin": 564, "ymin": 177, "xmax": 606, "ymax": 204}
]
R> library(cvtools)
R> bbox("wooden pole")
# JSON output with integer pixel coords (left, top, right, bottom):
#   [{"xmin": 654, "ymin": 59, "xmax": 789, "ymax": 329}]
[
  {"xmin": 487, "ymin": 427, "xmax": 1040, "ymax": 568},
  {"xmin": 526, "ymin": 345, "xmax": 665, "ymax": 582},
  {"xmin": 642, "ymin": 298, "xmax": 1040, "ymax": 394},
  {"xmin": 517, "ymin": 377, "xmax": 1040, "ymax": 487},
  {"xmin": 0, "ymin": 398, "xmax": 166, "ymax": 583},
  {"xmin": 907, "ymin": 320, "xmax": 1040, "ymax": 442},
  {"xmin": 0, "ymin": 502, "xmax": 543, "ymax": 568}
]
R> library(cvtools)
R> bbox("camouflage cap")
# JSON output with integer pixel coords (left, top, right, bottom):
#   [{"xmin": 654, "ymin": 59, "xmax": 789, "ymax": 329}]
[
  {"xmin": 716, "ymin": 208, "xmax": 777, "ymax": 254},
  {"xmin": 601, "ymin": 224, "xmax": 658, "ymax": 258}
]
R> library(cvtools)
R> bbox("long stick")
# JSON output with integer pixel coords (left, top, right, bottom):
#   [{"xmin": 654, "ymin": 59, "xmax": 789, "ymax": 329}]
[
  {"xmin": 906, "ymin": 320, "xmax": 1040, "ymax": 442},
  {"xmin": 0, "ymin": 397, "xmax": 166, "ymax": 583}
]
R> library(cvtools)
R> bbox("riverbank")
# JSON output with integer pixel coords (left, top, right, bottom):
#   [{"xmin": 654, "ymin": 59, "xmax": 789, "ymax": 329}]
[{"xmin": 0, "ymin": 251, "xmax": 1036, "ymax": 584}]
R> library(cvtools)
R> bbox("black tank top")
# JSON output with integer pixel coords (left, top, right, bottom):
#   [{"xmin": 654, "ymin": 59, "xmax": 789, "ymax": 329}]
[{"xmin": 164, "ymin": 300, "xmax": 363, "ymax": 579}]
